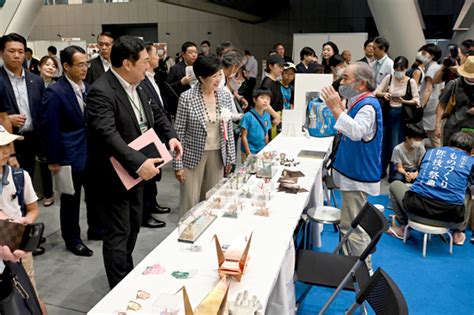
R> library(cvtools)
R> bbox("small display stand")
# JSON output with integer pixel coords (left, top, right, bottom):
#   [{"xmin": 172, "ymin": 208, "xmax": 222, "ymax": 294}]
[{"xmin": 178, "ymin": 202, "xmax": 217, "ymax": 243}]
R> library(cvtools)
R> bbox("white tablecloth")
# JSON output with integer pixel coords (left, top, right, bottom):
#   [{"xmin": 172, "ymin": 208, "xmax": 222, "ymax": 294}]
[{"xmin": 88, "ymin": 135, "xmax": 332, "ymax": 315}]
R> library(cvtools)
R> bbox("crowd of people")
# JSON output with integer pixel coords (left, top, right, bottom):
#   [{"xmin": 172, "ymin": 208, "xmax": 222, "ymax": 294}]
[{"xmin": 0, "ymin": 31, "xmax": 473, "ymax": 312}]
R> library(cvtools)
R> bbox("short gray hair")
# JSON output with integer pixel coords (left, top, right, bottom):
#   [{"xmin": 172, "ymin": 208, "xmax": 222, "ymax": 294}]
[
  {"xmin": 221, "ymin": 48, "xmax": 245, "ymax": 69},
  {"xmin": 352, "ymin": 62, "xmax": 376, "ymax": 91}
]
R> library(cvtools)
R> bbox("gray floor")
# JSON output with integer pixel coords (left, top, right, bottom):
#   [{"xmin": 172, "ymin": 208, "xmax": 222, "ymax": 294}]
[{"xmin": 33, "ymin": 164, "xmax": 181, "ymax": 315}]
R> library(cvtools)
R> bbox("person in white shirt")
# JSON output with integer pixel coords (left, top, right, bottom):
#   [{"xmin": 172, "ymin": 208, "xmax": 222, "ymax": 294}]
[
  {"xmin": 321, "ymin": 62, "xmax": 383, "ymax": 269},
  {"xmin": 372, "ymin": 36, "xmax": 394, "ymax": 86},
  {"xmin": 139, "ymin": 42, "xmax": 174, "ymax": 229},
  {"xmin": 0, "ymin": 126, "xmax": 48, "ymax": 315},
  {"xmin": 418, "ymin": 43, "xmax": 443, "ymax": 147}
]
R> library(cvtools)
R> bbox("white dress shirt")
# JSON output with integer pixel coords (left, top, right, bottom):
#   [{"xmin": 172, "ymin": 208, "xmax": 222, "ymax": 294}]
[
  {"xmin": 65, "ymin": 75, "xmax": 86, "ymax": 113},
  {"xmin": 373, "ymin": 54, "xmax": 394, "ymax": 86},
  {"xmin": 110, "ymin": 68, "xmax": 148, "ymax": 131},
  {"xmin": 100, "ymin": 56, "xmax": 111, "ymax": 72},
  {"xmin": 145, "ymin": 71, "xmax": 164, "ymax": 108},
  {"xmin": 333, "ymin": 92, "xmax": 380, "ymax": 196},
  {"xmin": 4, "ymin": 67, "xmax": 33, "ymax": 132}
]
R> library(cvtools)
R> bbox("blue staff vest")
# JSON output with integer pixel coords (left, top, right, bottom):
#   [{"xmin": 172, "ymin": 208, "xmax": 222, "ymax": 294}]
[{"xmin": 333, "ymin": 96, "xmax": 383, "ymax": 182}]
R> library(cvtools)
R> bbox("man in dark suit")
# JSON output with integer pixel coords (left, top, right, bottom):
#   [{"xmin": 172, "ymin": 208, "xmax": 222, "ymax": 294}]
[
  {"xmin": 0, "ymin": 33, "xmax": 44, "ymax": 176},
  {"xmin": 139, "ymin": 42, "xmax": 172, "ymax": 229},
  {"xmin": 166, "ymin": 41, "xmax": 198, "ymax": 116},
  {"xmin": 357, "ymin": 39, "xmax": 375, "ymax": 68},
  {"xmin": 87, "ymin": 36, "xmax": 182, "ymax": 288},
  {"xmin": 41, "ymin": 45, "xmax": 96, "ymax": 257},
  {"xmin": 24, "ymin": 48, "xmax": 40, "ymax": 75},
  {"xmin": 85, "ymin": 31, "xmax": 114, "ymax": 85}
]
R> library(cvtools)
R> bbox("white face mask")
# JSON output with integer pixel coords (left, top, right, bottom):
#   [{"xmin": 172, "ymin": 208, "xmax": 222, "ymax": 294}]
[
  {"xmin": 394, "ymin": 71, "xmax": 405, "ymax": 80},
  {"xmin": 157, "ymin": 49, "xmax": 164, "ymax": 57},
  {"xmin": 201, "ymin": 46, "xmax": 209, "ymax": 53},
  {"xmin": 420, "ymin": 54, "xmax": 431, "ymax": 65},
  {"xmin": 229, "ymin": 77, "xmax": 242, "ymax": 91},
  {"xmin": 411, "ymin": 140, "xmax": 423, "ymax": 147}
]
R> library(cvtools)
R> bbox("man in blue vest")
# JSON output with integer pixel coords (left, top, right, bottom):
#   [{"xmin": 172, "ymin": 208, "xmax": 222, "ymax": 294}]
[
  {"xmin": 321, "ymin": 62, "xmax": 383, "ymax": 268},
  {"xmin": 389, "ymin": 132, "xmax": 474, "ymax": 245}
]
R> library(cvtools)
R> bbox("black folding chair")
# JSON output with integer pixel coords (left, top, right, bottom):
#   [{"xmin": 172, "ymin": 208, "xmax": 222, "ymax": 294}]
[
  {"xmin": 346, "ymin": 267, "xmax": 409, "ymax": 315},
  {"xmin": 295, "ymin": 202, "xmax": 389, "ymax": 314}
]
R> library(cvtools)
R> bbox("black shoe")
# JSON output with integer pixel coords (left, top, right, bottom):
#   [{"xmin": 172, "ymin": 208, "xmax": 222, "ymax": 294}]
[
  {"xmin": 32, "ymin": 246, "xmax": 46, "ymax": 256},
  {"xmin": 40, "ymin": 237, "xmax": 47, "ymax": 244},
  {"xmin": 66, "ymin": 243, "xmax": 94, "ymax": 257},
  {"xmin": 142, "ymin": 218, "xmax": 166, "ymax": 228},
  {"xmin": 150, "ymin": 204, "xmax": 171, "ymax": 214}
]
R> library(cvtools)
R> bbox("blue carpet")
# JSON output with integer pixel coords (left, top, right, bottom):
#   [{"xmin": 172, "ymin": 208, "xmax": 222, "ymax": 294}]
[{"xmin": 296, "ymin": 193, "xmax": 474, "ymax": 315}]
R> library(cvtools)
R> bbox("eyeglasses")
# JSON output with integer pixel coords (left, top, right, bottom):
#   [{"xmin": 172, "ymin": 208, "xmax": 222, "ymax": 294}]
[{"xmin": 72, "ymin": 62, "xmax": 90, "ymax": 69}]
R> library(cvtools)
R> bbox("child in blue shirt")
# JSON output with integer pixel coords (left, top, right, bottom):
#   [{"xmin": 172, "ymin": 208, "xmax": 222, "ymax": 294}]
[
  {"xmin": 280, "ymin": 62, "xmax": 296, "ymax": 110},
  {"xmin": 240, "ymin": 89, "xmax": 274, "ymax": 160}
]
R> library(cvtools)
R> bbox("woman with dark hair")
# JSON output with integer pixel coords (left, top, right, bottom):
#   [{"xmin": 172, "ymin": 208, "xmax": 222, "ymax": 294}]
[
  {"xmin": 259, "ymin": 54, "xmax": 284, "ymax": 137},
  {"xmin": 173, "ymin": 55, "xmax": 236, "ymax": 216},
  {"xmin": 37, "ymin": 55, "xmax": 59, "ymax": 208},
  {"xmin": 321, "ymin": 41, "xmax": 339, "ymax": 74},
  {"xmin": 375, "ymin": 56, "xmax": 420, "ymax": 177},
  {"xmin": 296, "ymin": 46, "xmax": 318, "ymax": 73},
  {"xmin": 38, "ymin": 55, "xmax": 58, "ymax": 88}
]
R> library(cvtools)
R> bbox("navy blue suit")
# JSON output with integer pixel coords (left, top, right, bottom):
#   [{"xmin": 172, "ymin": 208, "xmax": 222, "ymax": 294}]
[
  {"xmin": 41, "ymin": 76, "xmax": 99, "ymax": 247},
  {"xmin": 0, "ymin": 66, "xmax": 44, "ymax": 176}
]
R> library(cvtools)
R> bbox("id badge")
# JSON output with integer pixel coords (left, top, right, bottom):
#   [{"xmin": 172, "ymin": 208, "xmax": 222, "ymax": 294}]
[{"xmin": 139, "ymin": 122, "xmax": 148, "ymax": 134}]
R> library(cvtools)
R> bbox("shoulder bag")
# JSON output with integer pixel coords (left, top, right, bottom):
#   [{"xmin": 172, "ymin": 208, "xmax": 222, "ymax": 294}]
[
  {"xmin": 402, "ymin": 78, "xmax": 423, "ymax": 124},
  {"xmin": 0, "ymin": 261, "xmax": 42, "ymax": 315}
]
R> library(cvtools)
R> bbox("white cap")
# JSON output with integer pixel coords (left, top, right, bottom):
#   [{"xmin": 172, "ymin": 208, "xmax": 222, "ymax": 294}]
[{"xmin": 0, "ymin": 125, "xmax": 23, "ymax": 146}]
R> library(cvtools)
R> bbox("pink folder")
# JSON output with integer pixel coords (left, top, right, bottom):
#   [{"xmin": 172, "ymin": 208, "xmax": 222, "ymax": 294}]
[{"xmin": 110, "ymin": 129, "xmax": 172, "ymax": 190}]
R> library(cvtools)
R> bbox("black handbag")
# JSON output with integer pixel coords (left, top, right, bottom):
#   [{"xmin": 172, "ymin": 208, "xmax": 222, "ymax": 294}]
[
  {"xmin": 0, "ymin": 261, "xmax": 42, "ymax": 315},
  {"xmin": 402, "ymin": 78, "xmax": 423, "ymax": 124}
]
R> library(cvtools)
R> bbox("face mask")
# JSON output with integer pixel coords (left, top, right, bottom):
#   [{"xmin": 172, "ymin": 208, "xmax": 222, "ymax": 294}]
[
  {"xmin": 201, "ymin": 46, "xmax": 209, "ymax": 53},
  {"xmin": 338, "ymin": 81, "xmax": 360, "ymax": 99},
  {"xmin": 157, "ymin": 49, "xmax": 164, "ymax": 57},
  {"xmin": 394, "ymin": 71, "xmax": 405, "ymax": 80},
  {"xmin": 229, "ymin": 77, "xmax": 242, "ymax": 91},
  {"xmin": 411, "ymin": 140, "xmax": 422, "ymax": 147},
  {"xmin": 420, "ymin": 54, "xmax": 431, "ymax": 65}
]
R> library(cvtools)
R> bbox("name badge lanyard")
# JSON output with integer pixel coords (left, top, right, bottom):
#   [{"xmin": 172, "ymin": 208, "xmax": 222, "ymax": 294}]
[{"xmin": 126, "ymin": 92, "xmax": 147, "ymax": 133}]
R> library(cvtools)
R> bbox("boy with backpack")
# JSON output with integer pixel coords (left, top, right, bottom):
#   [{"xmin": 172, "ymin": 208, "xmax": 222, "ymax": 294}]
[
  {"xmin": 240, "ymin": 89, "xmax": 276, "ymax": 161},
  {"xmin": 0, "ymin": 125, "xmax": 48, "ymax": 314}
]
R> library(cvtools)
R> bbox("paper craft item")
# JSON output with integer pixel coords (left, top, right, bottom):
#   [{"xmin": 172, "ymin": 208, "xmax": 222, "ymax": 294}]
[
  {"xmin": 281, "ymin": 169, "xmax": 305, "ymax": 178},
  {"xmin": 110, "ymin": 128, "xmax": 172, "ymax": 190},
  {"xmin": 277, "ymin": 183, "xmax": 308, "ymax": 194},
  {"xmin": 297, "ymin": 149, "xmax": 327, "ymax": 159},
  {"xmin": 53, "ymin": 165, "xmax": 75, "ymax": 195},
  {"xmin": 179, "ymin": 277, "xmax": 230, "ymax": 315},
  {"xmin": 213, "ymin": 233, "xmax": 252, "ymax": 282}
]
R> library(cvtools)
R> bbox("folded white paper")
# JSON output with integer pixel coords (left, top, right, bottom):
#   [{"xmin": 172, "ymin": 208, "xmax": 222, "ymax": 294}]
[{"xmin": 53, "ymin": 166, "xmax": 75, "ymax": 195}]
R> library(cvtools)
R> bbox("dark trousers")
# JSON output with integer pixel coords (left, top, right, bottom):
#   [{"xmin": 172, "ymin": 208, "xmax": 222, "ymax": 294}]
[
  {"xmin": 381, "ymin": 107, "xmax": 405, "ymax": 177},
  {"xmin": 15, "ymin": 131, "xmax": 36, "ymax": 176},
  {"xmin": 143, "ymin": 179, "xmax": 157, "ymax": 222},
  {"xmin": 60, "ymin": 170, "xmax": 85, "ymax": 246},
  {"xmin": 243, "ymin": 77, "xmax": 257, "ymax": 108},
  {"xmin": 100, "ymin": 184, "xmax": 144, "ymax": 289},
  {"xmin": 39, "ymin": 161, "xmax": 53, "ymax": 198}
]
